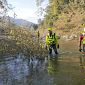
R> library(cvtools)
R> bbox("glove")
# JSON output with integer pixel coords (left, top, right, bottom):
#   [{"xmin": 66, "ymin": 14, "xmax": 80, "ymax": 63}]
[
  {"xmin": 79, "ymin": 48, "xmax": 82, "ymax": 52},
  {"xmin": 57, "ymin": 44, "xmax": 59, "ymax": 49}
]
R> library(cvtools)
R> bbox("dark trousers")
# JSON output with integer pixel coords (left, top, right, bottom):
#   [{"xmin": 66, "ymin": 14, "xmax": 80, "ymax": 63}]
[{"xmin": 48, "ymin": 44, "xmax": 58, "ymax": 55}]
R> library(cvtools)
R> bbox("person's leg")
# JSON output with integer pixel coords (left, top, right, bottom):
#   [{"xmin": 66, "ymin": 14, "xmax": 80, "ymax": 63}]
[
  {"xmin": 53, "ymin": 44, "xmax": 58, "ymax": 54},
  {"xmin": 83, "ymin": 44, "xmax": 85, "ymax": 52},
  {"xmin": 48, "ymin": 45, "xmax": 52, "ymax": 55}
]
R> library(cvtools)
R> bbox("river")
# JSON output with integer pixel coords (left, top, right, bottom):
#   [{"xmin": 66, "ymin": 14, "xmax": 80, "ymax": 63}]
[{"xmin": 0, "ymin": 52, "xmax": 85, "ymax": 85}]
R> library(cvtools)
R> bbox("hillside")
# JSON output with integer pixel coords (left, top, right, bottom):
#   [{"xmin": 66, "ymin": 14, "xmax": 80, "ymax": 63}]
[
  {"xmin": 0, "ymin": 16, "xmax": 38, "ymax": 30},
  {"xmin": 38, "ymin": 0, "xmax": 85, "ymax": 36},
  {"xmin": 10, "ymin": 17, "xmax": 38, "ymax": 30}
]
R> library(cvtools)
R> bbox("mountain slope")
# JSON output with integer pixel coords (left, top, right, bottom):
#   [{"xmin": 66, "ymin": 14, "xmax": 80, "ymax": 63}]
[{"xmin": 10, "ymin": 17, "xmax": 38, "ymax": 30}]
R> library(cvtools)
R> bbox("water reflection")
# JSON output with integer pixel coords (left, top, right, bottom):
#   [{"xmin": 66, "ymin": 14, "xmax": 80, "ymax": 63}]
[
  {"xmin": 0, "ymin": 54, "xmax": 85, "ymax": 85},
  {"xmin": 80, "ymin": 55, "xmax": 85, "ymax": 73},
  {"xmin": 47, "ymin": 56, "xmax": 59, "ymax": 75},
  {"xmin": 0, "ymin": 54, "xmax": 50, "ymax": 85}
]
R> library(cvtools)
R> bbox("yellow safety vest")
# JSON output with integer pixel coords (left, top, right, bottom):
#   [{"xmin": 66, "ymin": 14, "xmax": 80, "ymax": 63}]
[
  {"xmin": 82, "ymin": 36, "xmax": 85, "ymax": 44},
  {"xmin": 46, "ymin": 33, "xmax": 58, "ymax": 45}
]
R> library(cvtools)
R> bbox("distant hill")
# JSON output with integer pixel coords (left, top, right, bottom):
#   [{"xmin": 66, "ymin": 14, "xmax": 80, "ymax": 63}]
[{"xmin": 5, "ymin": 17, "xmax": 38, "ymax": 30}]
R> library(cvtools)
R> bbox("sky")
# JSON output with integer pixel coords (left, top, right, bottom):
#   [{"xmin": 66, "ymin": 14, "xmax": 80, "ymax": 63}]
[{"xmin": 7, "ymin": 0, "xmax": 48, "ymax": 24}]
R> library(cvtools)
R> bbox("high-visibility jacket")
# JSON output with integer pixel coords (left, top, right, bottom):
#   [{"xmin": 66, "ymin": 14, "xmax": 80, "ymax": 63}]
[
  {"xmin": 82, "ymin": 36, "xmax": 85, "ymax": 44},
  {"xmin": 46, "ymin": 33, "xmax": 58, "ymax": 45}
]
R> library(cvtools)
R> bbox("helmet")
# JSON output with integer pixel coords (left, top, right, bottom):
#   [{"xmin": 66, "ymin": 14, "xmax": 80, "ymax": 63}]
[
  {"xmin": 83, "ymin": 32, "xmax": 85, "ymax": 36},
  {"xmin": 48, "ymin": 28, "xmax": 52, "ymax": 31},
  {"xmin": 82, "ymin": 28, "xmax": 85, "ymax": 36},
  {"xmin": 84, "ymin": 28, "xmax": 85, "ymax": 32}
]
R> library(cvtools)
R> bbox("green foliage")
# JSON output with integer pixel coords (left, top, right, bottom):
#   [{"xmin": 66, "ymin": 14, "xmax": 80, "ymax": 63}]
[
  {"xmin": 38, "ymin": 0, "xmax": 85, "ymax": 34},
  {"xmin": 0, "ymin": 26, "xmax": 47, "ymax": 57}
]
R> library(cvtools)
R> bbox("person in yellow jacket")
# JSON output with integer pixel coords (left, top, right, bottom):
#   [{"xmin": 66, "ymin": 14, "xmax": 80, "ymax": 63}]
[
  {"xmin": 79, "ymin": 28, "xmax": 85, "ymax": 52},
  {"xmin": 45, "ymin": 27, "xmax": 59, "ymax": 55}
]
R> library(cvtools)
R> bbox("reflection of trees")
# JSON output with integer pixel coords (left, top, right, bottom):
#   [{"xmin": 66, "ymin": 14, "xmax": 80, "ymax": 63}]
[{"xmin": 47, "ymin": 57, "xmax": 59, "ymax": 75}]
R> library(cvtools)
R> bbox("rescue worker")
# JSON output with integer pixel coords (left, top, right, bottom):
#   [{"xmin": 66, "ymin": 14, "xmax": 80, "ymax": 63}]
[
  {"xmin": 79, "ymin": 28, "xmax": 85, "ymax": 52},
  {"xmin": 45, "ymin": 27, "xmax": 59, "ymax": 55}
]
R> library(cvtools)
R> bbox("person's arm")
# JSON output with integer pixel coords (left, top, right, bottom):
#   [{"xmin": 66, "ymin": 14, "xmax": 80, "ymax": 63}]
[
  {"xmin": 45, "ymin": 35, "xmax": 49, "ymax": 49},
  {"xmin": 79, "ymin": 40, "xmax": 81, "ymax": 48},
  {"xmin": 46, "ymin": 35, "xmax": 49, "ymax": 45},
  {"xmin": 79, "ymin": 35, "xmax": 83, "ymax": 51}
]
